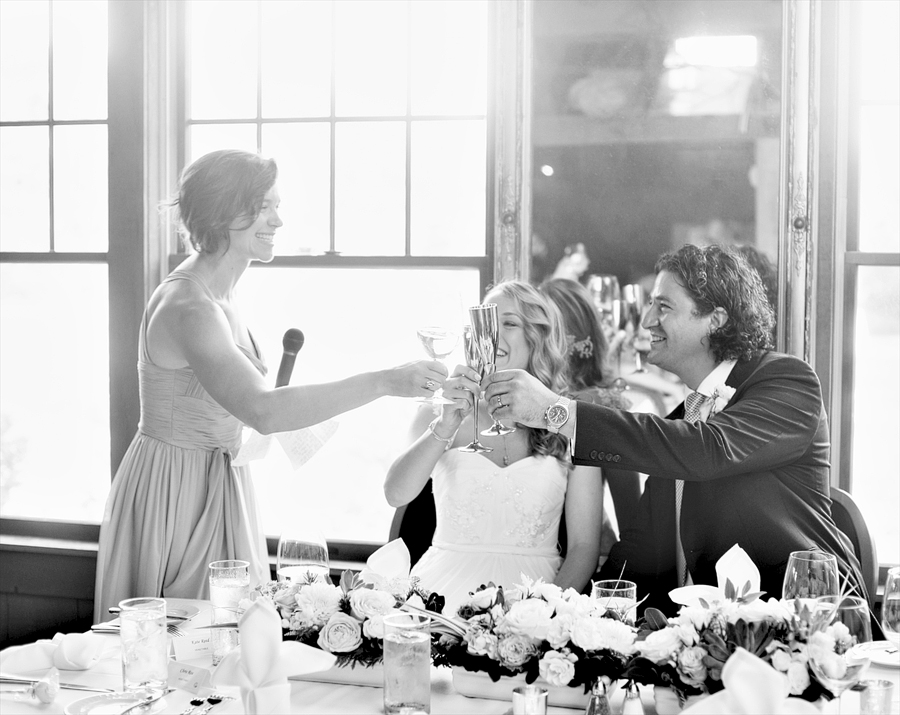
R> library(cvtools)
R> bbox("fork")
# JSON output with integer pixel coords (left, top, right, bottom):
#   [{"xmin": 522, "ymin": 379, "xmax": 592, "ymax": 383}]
[{"xmin": 167, "ymin": 623, "xmax": 186, "ymax": 637}]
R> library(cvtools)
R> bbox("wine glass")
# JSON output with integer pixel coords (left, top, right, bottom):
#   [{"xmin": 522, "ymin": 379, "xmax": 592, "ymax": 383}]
[
  {"xmin": 808, "ymin": 595, "xmax": 872, "ymax": 713},
  {"xmin": 622, "ymin": 283, "xmax": 648, "ymax": 373},
  {"xmin": 458, "ymin": 324, "xmax": 492, "ymax": 454},
  {"xmin": 468, "ymin": 303, "xmax": 515, "ymax": 437},
  {"xmin": 415, "ymin": 326, "xmax": 459, "ymax": 405},
  {"xmin": 588, "ymin": 274, "xmax": 621, "ymax": 337},
  {"xmin": 882, "ymin": 566, "xmax": 900, "ymax": 646},
  {"xmin": 782, "ymin": 550, "xmax": 840, "ymax": 610},
  {"xmin": 276, "ymin": 526, "xmax": 330, "ymax": 583}
]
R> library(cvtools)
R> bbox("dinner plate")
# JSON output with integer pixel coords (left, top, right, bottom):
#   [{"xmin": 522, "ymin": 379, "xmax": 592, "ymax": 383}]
[
  {"xmin": 850, "ymin": 640, "xmax": 900, "ymax": 669},
  {"xmin": 64, "ymin": 691, "xmax": 167, "ymax": 715},
  {"xmin": 159, "ymin": 599, "xmax": 201, "ymax": 620}
]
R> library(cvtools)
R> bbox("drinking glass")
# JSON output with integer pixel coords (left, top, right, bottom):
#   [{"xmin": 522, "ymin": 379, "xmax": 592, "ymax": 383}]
[
  {"xmin": 809, "ymin": 595, "xmax": 872, "ymax": 713},
  {"xmin": 415, "ymin": 326, "xmax": 458, "ymax": 405},
  {"xmin": 882, "ymin": 566, "xmax": 900, "ymax": 647},
  {"xmin": 782, "ymin": 550, "xmax": 840, "ymax": 610},
  {"xmin": 118, "ymin": 597, "xmax": 168, "ymax": 696},
  {"xmin": 512, "ymin": 684, "xmax": 549, "ymax": 715},
  {"xmin": 622, "ymin": 283, "xmax": 648, "ymax": 373},
  {"xmin": 458, "ymin": 325, "xmax": 492, "ymax": 453},
  {"xmin": 383, "ymin": 612, "xmax": 431, "ymax": 715},
  {"xmin": 208, "ymin": 560, "xmax": 250, "ymax": 666},
  {"xmin": 592, "ymin": 579, "xmax": 638, "ymax": 624},
  {"xmin": 276, "ymin": 527, "xmax": 330, "ymax": 583},
  {"xmin": 587, "ymin": 274, "xmax": 621, "ymax": 337},
  {"xmin": 469, "ymin": 302, "xmax": 515, "ymax": 437}
]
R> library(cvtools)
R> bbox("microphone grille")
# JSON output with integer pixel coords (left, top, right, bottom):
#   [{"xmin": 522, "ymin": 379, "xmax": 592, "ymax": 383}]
[{"xmin": 282, "ymin": 328, "xmax": 305, "ymax": 354}]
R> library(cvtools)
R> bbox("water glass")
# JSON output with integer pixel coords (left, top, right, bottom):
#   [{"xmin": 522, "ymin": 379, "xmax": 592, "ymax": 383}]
[
  {"xmin": 383, "ymin": 612, "xmax": 431, "ymax": 714},
  {"xmin": 208, "ymin": 560, "xmax": 250, "ymax": 666},
  {"xmin": 276, "ymin": 527, "xmax": 330, "ymax": 583},
  {"xmin": 882, "ymin": 566, "xmax": 900, "ymax": 646},
  {"xmin": 512, "ymin": 685, "xmax": 549, "ymax": 715},
  {"xmin": 592, "ymin": 579, "xmax": 638, "ymax": 623},
  {"xmin": 782, "ymin": 550, "xmax": 839, "ymax": 608},
  {"xmin": 119, "ymin": 597, "xmax": 168, "ymax": 696}
]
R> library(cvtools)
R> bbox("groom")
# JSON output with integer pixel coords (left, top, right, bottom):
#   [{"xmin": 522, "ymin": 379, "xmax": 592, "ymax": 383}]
[{"xmin": 485, "ymin": 244, "xmax": 867, "ymax": 615}]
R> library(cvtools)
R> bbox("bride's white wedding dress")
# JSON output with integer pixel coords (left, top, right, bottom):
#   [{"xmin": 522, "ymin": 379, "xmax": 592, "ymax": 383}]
[{"xmin": 411, "ymin": 449, "xmax": 567, "ymax": 616}]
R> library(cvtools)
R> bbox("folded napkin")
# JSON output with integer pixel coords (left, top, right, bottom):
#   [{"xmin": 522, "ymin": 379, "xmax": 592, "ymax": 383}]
[
  {"xmin": 670, "ymin": 544, "xmax": 763, "ymax": 608},
  {"xmin": 681, "ymin": 648, "xmax": 819, "ymax": 714},
  {"xmin": 212, "ymin": 599, "xmax": 335, "ymax": 714},
  {"xmin": 232, "ymin": 421, "xmax": 339, "ymax": 469},
  {"xmin": 0, "ymin": 632, "xmax": 107, "ymax": 673},
  {"xmin": 358, "ymin": 538, "xmax": 420, "ymax": 601}
]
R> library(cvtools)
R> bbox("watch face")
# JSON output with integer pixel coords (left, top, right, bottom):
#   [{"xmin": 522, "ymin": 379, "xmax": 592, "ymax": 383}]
[{"xmin": 548, "ymin": 404, "xmax": 568, "ymax": 426}]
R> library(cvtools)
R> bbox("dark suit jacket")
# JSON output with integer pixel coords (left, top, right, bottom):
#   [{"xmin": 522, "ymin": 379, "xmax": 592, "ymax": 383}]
[{"xmin": 577, "ymin": 351, "xmax": 867, "ymax": 615}]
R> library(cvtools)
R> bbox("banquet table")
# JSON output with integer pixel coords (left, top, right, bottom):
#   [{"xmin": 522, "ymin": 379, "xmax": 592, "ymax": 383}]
[{"xmin": 1, "ymin": 600, "xmax": 897, "ymax": 715}]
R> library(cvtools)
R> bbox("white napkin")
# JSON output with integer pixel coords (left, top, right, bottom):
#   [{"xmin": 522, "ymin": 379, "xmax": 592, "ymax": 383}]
[
  {"xmin": 0, "ymin": 632, "xmax": 107, "ymax": 672},
  {"xmin": 212, "ymin": 599, "xmax": 335, "ymax": 714},
  {"xmin": 681, "ymin": 648, "xmax": 819, "ymax": 714},
  {"xmin": 670, "ymin": 544, "xmax": 762, "ymax": 608},
  {"xmin": 232, "ymin": 421, "xmax": 339, "ymax": 469}
]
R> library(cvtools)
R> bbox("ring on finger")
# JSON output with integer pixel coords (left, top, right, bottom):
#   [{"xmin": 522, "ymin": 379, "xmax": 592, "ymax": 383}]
[{"xmin": 426, "ymin": 379, "xmax": 436, "ymax": 390}]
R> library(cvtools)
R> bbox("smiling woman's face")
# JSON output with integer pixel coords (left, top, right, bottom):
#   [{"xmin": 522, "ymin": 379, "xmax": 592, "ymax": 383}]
[{"xmin": 484, "ymin": 290, "xmax": 532, "ymax": 371}]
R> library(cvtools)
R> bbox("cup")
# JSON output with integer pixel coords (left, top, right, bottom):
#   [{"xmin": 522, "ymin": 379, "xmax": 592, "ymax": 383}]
[
  {"xmin": 208, "ymin": 560, "xmax": 250, "ymax": 666},
  {"xmin": 382, "ymin": 612, "xmax": 431, "ymax": 714},
  {"xmin": 118, "ymin": 597, "xmax": 169, "ymax": 696},
  {"xmin": 592, "ymin": 579, "xmax": 638, "ymax": 623},
  {"xmin": 512, "ymin": 685, "xmax": 549, "ymax": 715},
  {"xmin": 859, "ymin": 679, "xmax": 894, "ymax": 715}
]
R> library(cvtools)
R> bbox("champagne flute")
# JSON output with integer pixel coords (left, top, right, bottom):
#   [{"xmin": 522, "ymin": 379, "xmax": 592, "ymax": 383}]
[
  {"xmin": 469, "ymin": 303, "xmax": 515, "ymax": 437},
  {"xmin": 415, "ymin": 326, "xmax": 458, "ymax": 405},
  {"xmin": 808, "ymin": 595, "xmax": 872, "ymax": 714},
  {"xmin": 588, "ymin": 274, "xmax": 621, "ymax": 337},
  {"xmin": 782, "ymin": 550, "xmax": 840, "ymax": 611},
  {"xmin": 622, "ymin": 283, "xmax": 648, "ymax": 373},
  {"xmin": 276, "ymin": 526, "xmax": 330, "ymax": 583},
  {"xmin": 882, "ymin": 566, "xmax": 900, "ymax": 646},
  {"xmin": 458, "ymin": 324, "xmax": 492, "ymax": 454}
]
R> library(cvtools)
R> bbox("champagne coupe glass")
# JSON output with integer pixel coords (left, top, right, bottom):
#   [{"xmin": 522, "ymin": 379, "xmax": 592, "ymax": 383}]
[
  {"xmin": 782, "ymin": 550, "xmax": 840, "ymax": 609},
  {"xmin": 622, "ymin": 283, "xmax": 648, "ymax": 373},
  {"xmin": 588, "ymin": 274, "xmax": 621, "ymax": 337},
  {"xmin": 458, "ymin": 324, "xmax": 493, "ymax": 454},
  {"xmin": 415, "ymin": 326, "xmax": 458, "ymax": 405},
  {"xmin": 276, "ymin": 526, "xmax": 330, "ymax": 583},
  {"xmin": 809, "ymin": 595, "xmax": 872, "ymax": 713},
  {"xmin": 882, "ymin": 566, "xmax": 900, "ymax": 646},
  {"xmin": 469, "ymin": 303, "xmax": 515, "ymax": 437}
]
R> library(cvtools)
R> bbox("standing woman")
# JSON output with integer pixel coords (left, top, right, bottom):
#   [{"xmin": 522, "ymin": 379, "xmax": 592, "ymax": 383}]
[{"xmin": 95, "ymin": 150, "xmax": 445, "ymax": 621}]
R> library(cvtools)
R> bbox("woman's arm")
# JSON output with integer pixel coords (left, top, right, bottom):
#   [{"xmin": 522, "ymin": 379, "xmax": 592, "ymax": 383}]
[{"xmin": 553, "ymin": 463, "xmax": 605, "ymax": 593}]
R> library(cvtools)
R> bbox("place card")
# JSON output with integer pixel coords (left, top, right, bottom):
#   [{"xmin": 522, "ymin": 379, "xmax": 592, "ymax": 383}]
[
  {"xmin": 168, "ymin": 661, "xmax": 212, "ymax": 693},
  {"xmin": 171, "ymin": 629, "xmax": 213, "ymax": 661}
]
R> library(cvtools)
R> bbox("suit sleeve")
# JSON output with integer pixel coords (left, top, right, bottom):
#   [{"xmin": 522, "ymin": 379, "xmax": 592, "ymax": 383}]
[{"xmin": 572, "ymin": 354, "xmax": 826, "ymax": 482}]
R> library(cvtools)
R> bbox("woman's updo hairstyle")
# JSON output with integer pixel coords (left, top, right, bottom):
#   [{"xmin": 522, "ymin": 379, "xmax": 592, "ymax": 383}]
[{"xmin": 172, "ymin": 149, "xmax": 278, "ymax": 254}]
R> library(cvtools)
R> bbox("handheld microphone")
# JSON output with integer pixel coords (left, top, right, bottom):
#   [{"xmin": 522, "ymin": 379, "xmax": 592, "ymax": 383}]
[{"xmin": 275, "ymin": 328, "xmax": 305, "ymax": 388}]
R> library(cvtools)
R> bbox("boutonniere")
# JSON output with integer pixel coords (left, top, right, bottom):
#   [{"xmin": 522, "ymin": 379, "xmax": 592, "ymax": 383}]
[{"xmin": 710, "ymin": 384, "xmax": 736, "ymax": 416}]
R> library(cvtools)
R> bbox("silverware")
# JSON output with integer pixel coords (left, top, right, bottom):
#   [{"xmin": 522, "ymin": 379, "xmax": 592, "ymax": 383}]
[
  {"xmin": 90, "ymin": 623, "xmax": 186, "ymax": 637},
  {"xmin": 195, "ymin": 694, "xmax": 235, "ymax": 714},
  {"xmin": 108, "ymin": 607, "xmax": 190, "ymax": 621},
  {"xmin": 118, "ymin": 688, "xmax": 174, "ymax": 715},
  {"xmin": 0, "ymin": 675, "xmax": 115, "ymax": 693},
  {"xmin": 189, "ymin": 623, "xmax": 239, "ymax": 630}
]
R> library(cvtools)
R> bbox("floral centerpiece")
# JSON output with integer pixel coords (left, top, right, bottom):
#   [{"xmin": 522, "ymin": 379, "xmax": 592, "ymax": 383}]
[
  {"xmin": 243, "ymin": 540, "xmax": 444, "ymax": 669},
  {"xmin": 431, "ymin": 575, "xmax": 638, "ymax": 693}
]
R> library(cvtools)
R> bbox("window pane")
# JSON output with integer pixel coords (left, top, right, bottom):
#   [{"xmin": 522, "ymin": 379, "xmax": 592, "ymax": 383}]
[
  {"xmin": 0, "ymin": 127, "xmax": 50, "ymax": 251},
  {"xmin": 189, "ymin": 124, "xmax": 258, "ymax": 163},
  {"xmin": 335, "ymin": 122, "xmax": 406, "ymax": 255},
  {"xmin": 52, "ymin": 0, "xmax": 107, "ymax": 120},
  {"xmin": 238, "ymin": 266, "xmax": 481, "ymax": 540},
  {"xmin": 263, "ymin": 122, "xmax": 332, "ymax": 256},
  {"xmin": 410, "ymin": 0, "xmax": 487, "ymax": 116},
  {"xmin": 859, "ymin": 0, "xmax": 899, "ymax": 104},
  {"xmin": 261, "ymin": 0, "xmax": 331, "ymax": 118},
  {"xmin": 0, "ymin": 264, "xmax": 110, "ymax": 521},
  {"xmin": 0, "ymin": 0, "xmax": 49, "ymax": 121},
  {"xmin": 411, "ymin": 120, "xmax": 486, "ymax": 256},
  {"xmin": 189, "ymin": 0, "xmax": 258, "ymax": 120},
  {"xmin": 851, "ymin": 266, "xmax": 900, "ymax": 563},
  {"xmin": 54, "ymin": 124, "xmax": 108, "ymax": 251},
  {"xmin": 335, "ymin": 0, "xmax": 407, "ymax": 117},
  {"xmin": 859, "ymin": 104, "xmax": 900, "ymax": 253}
]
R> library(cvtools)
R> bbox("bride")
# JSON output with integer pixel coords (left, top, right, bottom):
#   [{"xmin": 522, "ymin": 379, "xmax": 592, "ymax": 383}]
[{"xmin": 384, "ymin": 280, "xmax": 604, "ymax": 616}]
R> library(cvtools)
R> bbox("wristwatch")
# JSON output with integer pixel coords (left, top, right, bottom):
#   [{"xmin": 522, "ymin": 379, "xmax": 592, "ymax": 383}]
[{"xmin": 544, "ymin": 396, "xmax": 571, "ymax": 434}]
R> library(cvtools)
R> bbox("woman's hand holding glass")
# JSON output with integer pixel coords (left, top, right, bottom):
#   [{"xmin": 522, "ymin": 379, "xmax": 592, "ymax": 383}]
[
  {"xmin": 384, "ymin": 359, "xmax": 448, "ymax": 400},
  {"xmin": 431, "ymin": 364, "xmax": 483, "ymax": 442}
]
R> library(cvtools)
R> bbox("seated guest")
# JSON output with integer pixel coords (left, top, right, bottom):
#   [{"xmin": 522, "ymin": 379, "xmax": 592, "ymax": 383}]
[
  {"xmin": 538, "ymin": 278, "xmax": 643, "ymax": 554},
  {"xmin": 485, "ymin": 244, "xmax": 867, "ymax": 615},
  {"xmin": 384, "ymin": 281, "xmax": 603, "ymax": 616}
]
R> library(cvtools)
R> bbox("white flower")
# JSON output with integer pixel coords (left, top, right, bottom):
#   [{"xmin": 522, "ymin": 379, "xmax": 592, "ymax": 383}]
[
  {"xmin": 349, "ymin": 588, "xmax": 396, "ymax": 620},
  {"xmin": 677, "ymin": 646, "xmax": 708, "ymax": 687},
  {"xmin": 638, "ymin": 627, "xmax": 684, "ymax": 663},
  {"xmin": 294, "ymin": 582, "xmax": 342, "ymax": 627},
  {"xmin": 465, "ymin": 627, "xmax": 499, "ymax": 658},
  {"xmin": 770, "ymin": 647, "xmax": 792, "ymax": 672},
  {"xmin": 539, "ymin": 650, "xmax": 578, "ymax": 687},
  {"xmin": 501, "ymin": 599, "xmax": 555, "ymax": 640},
  {"xmin": 709, "ymin": 384, "xmax": 736, "ymax": 416},
  {"xmin": 465, "ymin": 586, "xmax": 500, "ymax": 611},
  {"xmin": 786, "ymin": 660, "xmax": 811, "ymax": 694},
  {"xmin": 317, "ymin": 612, "xmax": 363, "ymax": 653},
  {"xmin": 675, "ymin": 605, "xmax": 712, "ymax": 631},
  {"xmin": 546, "ymin": 613, "xmax": 576, "ymax": 650},
  {"xmin": 496, "ymin": 633, "xmax": 537, "ymax": 669},
  {"xmin": 530, "ymin": 580, "xmax": 564, "ymax": 603},
  {"xmin": 362, "ymin": 609, "xmax": 403, "ymax": 639},
  {"xmin": 570, "ymin": 615, "xmax": 636, "ymax": 654}
]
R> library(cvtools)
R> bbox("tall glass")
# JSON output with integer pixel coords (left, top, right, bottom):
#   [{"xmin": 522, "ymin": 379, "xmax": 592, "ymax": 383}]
[
  {"xmin": 415, "ymin": 326, "xmax": 458, "ymax": 405},
  {"xmin": 458, "ymin": 325, "xmax": 492, "ymax": 453},
  {"xmin": 592, "ymin": 579, "xmax": 638, "ymax": 624},
  {"xmin": 383, "ymin": 612, "xmax": 431, "ymax": 714},
  {"xmin": 622, "ymin": 283, "xmax": 648, "ymax": 373},
  {"xmin": 469, "ymin": 302, "xmax": 514, "ymax": 437},
  {"xmin": 782, "ymin": 550, "xmax": 840, "ymax": 610},
  {"xmin": 276, "ymin": 527, "xmax": 329, "ymax": 583},
  {"xmin": 119, "ymin": 597, "xmax": 168, "ymax": 696},
  {"xmin": 208, "ymin": 560, "xmax": 250, "ymax": 666},
  {"xmin": 587, "ymin": 274, "xmax": 621, "ymax": 336},
  {"xmin": 882, "ymin": 566, "xmax": 900, "ymax": 646}
]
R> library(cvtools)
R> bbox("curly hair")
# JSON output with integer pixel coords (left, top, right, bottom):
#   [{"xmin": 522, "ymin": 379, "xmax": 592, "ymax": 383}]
[
  {"xmin": 170, "ymin": 149, "xmax": 278, "ymax": 254},
  {"xmin": 654, "ymin": 244, "xmax": 775, "ymax": 362},
  {"xmin": 538, "ymin": 278, "xmax": 613, "ymax": 392},
  {"xmin": 483, "ymin": 281, "xmax": 570, "ymax": 462}
]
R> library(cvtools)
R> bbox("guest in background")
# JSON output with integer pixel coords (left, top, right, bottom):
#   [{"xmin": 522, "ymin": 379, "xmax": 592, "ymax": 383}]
[
  {"xmin": 384, "ymin": 281, "xmax": 603, "ymax": 616},
  {"xmin": 486, "ymin": 244, "xmax": 867, "ymax": 615},
  {"xmin": 538, "ymin": 278, "xmax": 643, "ymax": 554},
  {"xmin": 94, "ymin": 149, "xmax": 446, "ymax": 621}
]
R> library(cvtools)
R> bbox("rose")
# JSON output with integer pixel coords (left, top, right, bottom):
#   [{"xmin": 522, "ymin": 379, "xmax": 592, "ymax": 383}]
[
  {"xmin": 349, "ymin": 588, "xmax": 396, "ymax": 620},
  {"xmin": 539, "ymin": 650, "xmax": 577, "ymax": 687},
  {"xmin": 501, "ymin": 599, "xmax": 554, "ymax": 640},
  {"xmin": 294, "ymin": 582, "xmax": 342, "ymax": 627},
  {"xmin": 638, "ymin": 627, "xmax": 684, "ymax": 663},
  {"xmin": 710, "ymin": 384, "xmax": 736, "ymax": 416},
  {"xmin": 362, "ymin": 610, "xmax": 403, "ymax": 640},
  {"xmin": 677, "ymin": 646, "xmax": 708, "ymax": 687},
  {"xmin": 465, "ymin": 627, "xmax": 499, "ymax": 658},
  {"xmin": 546, "ymin": 613, "xmax": 575, "ymax": 650},
  {"xmin": 569, "ymin": 615, "xmax": 636, "ymax": 654},
  {"xmin": 770, "ymin": 647, "xmax": 792, "ymax": 672},
  {"xmin": 786, "ymin": 660, "xmax": 810, "ymax": 694},
  {"xmin": 496, "ymin": 633, "xmax": 537, "ymax": 669},
  {"xmin": 317, "ymin": 612, "xmax": 363, "ymax": 653}
]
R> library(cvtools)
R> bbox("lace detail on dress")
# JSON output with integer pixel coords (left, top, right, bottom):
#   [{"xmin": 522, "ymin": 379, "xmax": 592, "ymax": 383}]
[
  {"xmin": 505, "ymin": 476, "xmax": 554, "ymax": 548},
  {"xmin": 439, "ymin": 476, "xmax": 494, "ymax": 543}
]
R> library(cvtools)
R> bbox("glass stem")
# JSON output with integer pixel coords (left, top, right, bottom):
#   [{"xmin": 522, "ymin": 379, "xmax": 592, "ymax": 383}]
[{"xmin": 472, "ymin": 394, "xmax": 480, "ymax": 440}]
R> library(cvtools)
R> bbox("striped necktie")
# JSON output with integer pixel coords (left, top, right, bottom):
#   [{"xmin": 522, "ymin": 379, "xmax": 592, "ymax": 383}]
[{"xmin": 675, "ymin": 391, "xmax": 708, "ymax": 586}]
